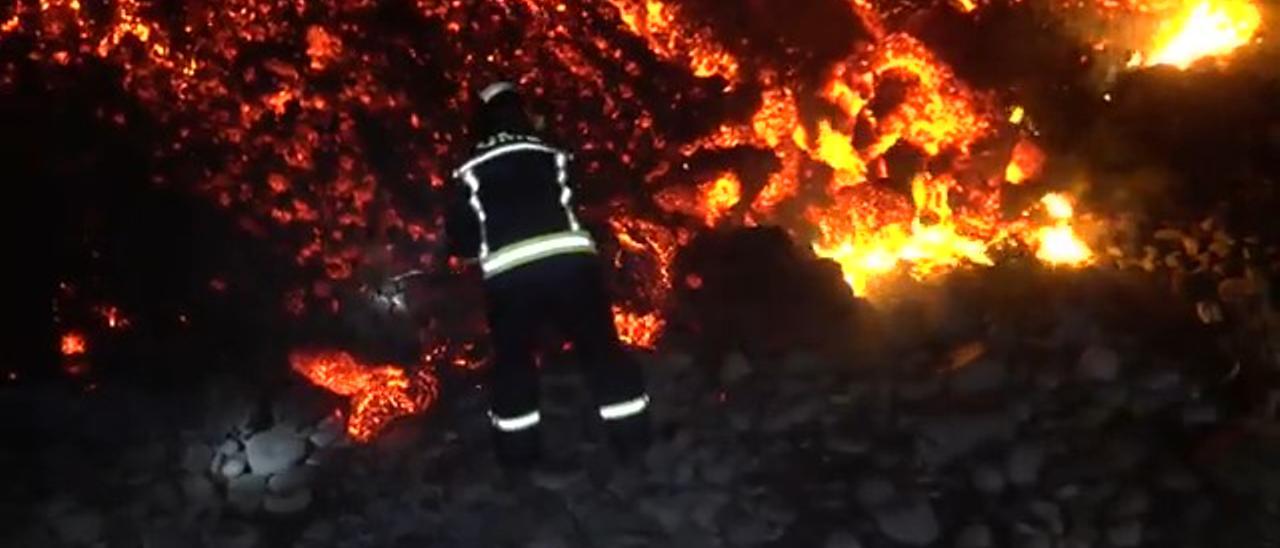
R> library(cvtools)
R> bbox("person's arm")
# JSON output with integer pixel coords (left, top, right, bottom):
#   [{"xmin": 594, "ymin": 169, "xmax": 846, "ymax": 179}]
[{"xmin": 444, "ymin": 177, "xmax": 482, "ymax": 262}]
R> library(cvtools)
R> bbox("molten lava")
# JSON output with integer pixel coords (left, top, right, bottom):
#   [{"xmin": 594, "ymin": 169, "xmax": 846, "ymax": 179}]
[
  {"xmin": 289, "ymin": 350, "xmax": 439, "ymax": 442},
  {"xmin": 10, "ymin": 0, "xmax": 1122, "ymax": 439}
]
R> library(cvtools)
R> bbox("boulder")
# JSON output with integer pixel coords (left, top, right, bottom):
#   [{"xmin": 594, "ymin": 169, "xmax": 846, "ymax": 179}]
[
  {"xmin": 873, "ymin": 497, "xmax": 939, "ymax": 546},
  {"xmin": 263, "ymin": 488, "xmax": 313, "ymax": 514},
  {"xmin": 245, "ymin": 426, "xmax": 307, "ymax": 476},
  {"xmin": 952, "ymin": 357, "xmax": 1007, "ymax": 395},
  {"xmin": 825, "ymin": 530, "xmax": 863, "ymax": 548},
  {"xmin": 1106, "ymin": 520, "xmax": 1143, "ymax": 547},
  {"xmin": 1007, "ymin": 443, "xmax": 1047, "ymax": 487},
  {"xmin": 51, "ymin": 509, "xmax": 103, "ymax": 545},
  {"xmin": 221, "ymin": 457, "xmax": 247, "ymax": 480},
  {"xmin": 972, "ymin": 464, "xmax": 1006, "ymax": 495},
  {"xmin": 720, "ymin": 353, "xmax": 753, "ymax": 385},
  {"xmin": 854, "ymin": 476, "xmax": 897, "ymax": 509},
  {"xmin": 181, "ymin": 474, "xmax": 218, "ymax": 507},
  {"xmin": 227, "ymin": 474, "xmax": 268, "ymax": 513},
  {"xmin": 1078, "ymin": 345, "xmax": 1121, "ymax": 382},
  {"xmin": 956, "ymin": 523, "xmax": 993, "ymax": 548},
  {"xmin": 267, "ymin": 466, "xmax": 313, "ymax": 495},
  {"xmin": 915, "ymin": 413, "xmax": 1016, "ymax": 467},
  {"xmin": 181, "ymin": 443, "xmax": 214, "ymax": 474}
]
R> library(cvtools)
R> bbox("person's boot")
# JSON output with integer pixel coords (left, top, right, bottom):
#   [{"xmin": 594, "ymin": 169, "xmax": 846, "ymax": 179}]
[
  {"xmin": 494, "ymin": 427, "xmax": 543, "ymax": 471},
  {"xmin": 605, "ymin": 412, "xmax": 652, "ymax": 464}
]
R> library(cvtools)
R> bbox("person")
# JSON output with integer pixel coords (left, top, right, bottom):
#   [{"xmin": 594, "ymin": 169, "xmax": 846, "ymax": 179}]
[{"xmin": 446, "ymin": 81, "xmax": 650, "ymax": 468}]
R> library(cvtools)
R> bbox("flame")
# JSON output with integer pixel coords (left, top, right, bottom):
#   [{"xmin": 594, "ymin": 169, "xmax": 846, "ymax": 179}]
[
  {"xmin": 60, "ymin": 331, "xmax": 87, "ymax": 356},
  {"xmin": 1061, "ymin": 0, "xmax": 1262, "ymax": 71},
  {"xmin": 1033, "ymin": 193, "xmax": 1094, "ymax": 266},
  {"xmin": 289, "ymin": 350, "xmax": 439, "ymax": 442},
  {"xmin": 1042, "ymin": 192, "xmax": 1076, "ymax": 219},
  {"xmin": 1142, "ymin": 0, "xmax": 1262, "ymax": 69},
  {"xmin": 811, "ymin": 174, "xmax": 994, "ymax": 295}
]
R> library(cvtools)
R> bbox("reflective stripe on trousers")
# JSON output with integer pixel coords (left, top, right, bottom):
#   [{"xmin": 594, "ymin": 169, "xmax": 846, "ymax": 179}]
[
  {"xmin": 599, "ymin": 394, "xmax": 649, "ymax": 421},
  {"xmin": 489, "ymin": 410, "xmax": 541, "ymax": 432}
]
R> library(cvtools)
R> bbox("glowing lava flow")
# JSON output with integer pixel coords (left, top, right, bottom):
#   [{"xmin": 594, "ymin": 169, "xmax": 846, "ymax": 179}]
[
  {"xmin": 1142, "ymin": 0, "xmax": 1262, "ymax": 69},
  {"xmin": 7, "ymin": 0, "xmax": 1114, "ymax": 432},
  {"xmin": 289, "ymin": 350, "xmax": 439, "ymax": 442}
]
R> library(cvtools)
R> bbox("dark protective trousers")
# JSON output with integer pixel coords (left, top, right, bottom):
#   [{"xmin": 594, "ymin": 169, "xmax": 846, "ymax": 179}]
[{"xmin": 484, "ymin": 253, "xmax": 649, "ymax": 465}]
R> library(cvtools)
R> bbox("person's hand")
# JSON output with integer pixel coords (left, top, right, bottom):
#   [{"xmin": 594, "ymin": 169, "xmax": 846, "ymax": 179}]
[{"xmin": 448, "ymin": 256, "xmax": 481, "ymax": 272}]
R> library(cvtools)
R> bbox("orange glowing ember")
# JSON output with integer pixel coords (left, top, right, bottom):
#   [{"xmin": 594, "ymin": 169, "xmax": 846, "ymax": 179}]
[
  {"xmin": 606, "ymin": 0, "xmax": 740, "ymax": 81},
  {"xmin": 613, "ymin": 306, "xmax": 665, "ymax": 349},
  {"xmin": 700, "ymin": 173, "xmax": 742, "ymax": 227},
  {"xmin": 1033, "ymin": 193, "xmax": 1094, "ymax": 266},
  {"xmin": 289, "ymin": 350, "xmax": 439, "ymax": 442},
  {"xmin": 1006, "ymin": 139, "xmax": 1046, "ymax": 185},
  {"xmin": 60, "ymin": 332, "xmax": 87, "ymax": 356},
  {"xmin": 609, "ymin": 215, "xmax": 682, "ymax": 345},
  {"xmin": 653, "ymin": 171, "xmax": 742, "ymax": 228},
  {"xmin": 98, "ymin": 305, "xmax": 129, "ymax": 329},
  {"xmin": 1142, "ymin": 0, "xmax": 1261, "ymax": 69}
]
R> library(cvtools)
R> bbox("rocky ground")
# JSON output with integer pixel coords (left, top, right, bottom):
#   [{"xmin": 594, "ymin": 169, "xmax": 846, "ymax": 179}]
[{"xmin": 4, "ymin": 265, "xmax": 1280, "ymax": 548}]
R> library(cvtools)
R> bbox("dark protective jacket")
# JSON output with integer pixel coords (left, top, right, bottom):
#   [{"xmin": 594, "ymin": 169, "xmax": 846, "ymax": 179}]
[{"xmin": 447, "ymin": 132, "xmax": 597, "ymax": 279}]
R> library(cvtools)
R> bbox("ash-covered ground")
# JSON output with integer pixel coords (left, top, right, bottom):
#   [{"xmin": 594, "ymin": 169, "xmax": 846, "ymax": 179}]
[{"xmin": 5, "ymin": 235, "xmax": 1280, "ymax": 548}]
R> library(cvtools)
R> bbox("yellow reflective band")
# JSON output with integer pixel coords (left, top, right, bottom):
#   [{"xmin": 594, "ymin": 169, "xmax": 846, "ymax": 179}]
[
  {"xmin": 599, "ymin": 394, "xmax": 650, "ymax": 421},
  {"xmin": 481, "ymin": 231, "xmax": 597, "ymax": 279}
]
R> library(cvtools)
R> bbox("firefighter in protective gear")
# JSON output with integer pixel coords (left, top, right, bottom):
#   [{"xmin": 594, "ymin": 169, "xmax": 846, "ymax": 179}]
[{"xmin": 446, "ymin": 81, "xmax": 651, "ymax": 467}]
